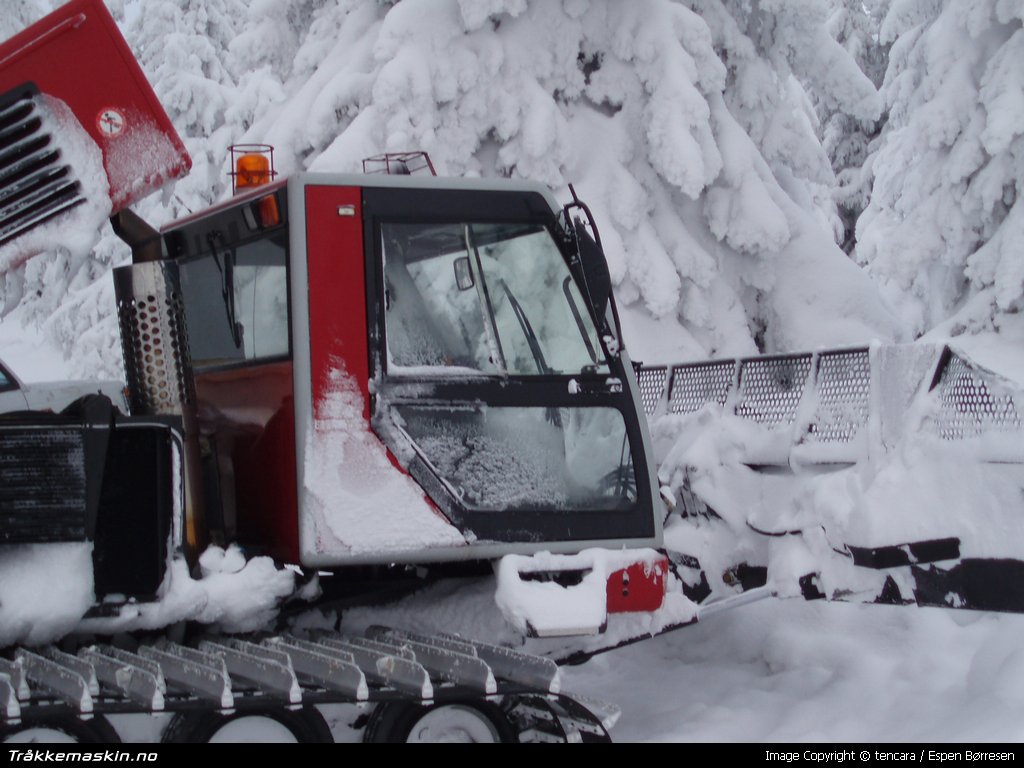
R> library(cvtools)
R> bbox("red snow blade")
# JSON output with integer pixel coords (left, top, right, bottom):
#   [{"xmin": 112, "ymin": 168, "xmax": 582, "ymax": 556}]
[{"xmin": 0, "ymin": 0, "xmax": 190, "ymax": 215}]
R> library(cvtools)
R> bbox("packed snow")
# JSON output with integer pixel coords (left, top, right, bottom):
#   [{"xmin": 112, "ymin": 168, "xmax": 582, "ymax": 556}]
[
  {"xmin": 302, "ymin": 364, "xmax": 466, "ymax": 557},
  {"xmin": 0, "ymin": 543, "xmax": 298, "ymax": 645},
  {"xmin": 0, "ymin": 0, "xmax": 1023, "ymax": 744}
]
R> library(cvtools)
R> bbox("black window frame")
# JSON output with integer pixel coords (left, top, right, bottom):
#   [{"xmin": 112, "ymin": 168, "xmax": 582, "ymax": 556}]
[
  {"xmin": 0, "ymin": 361, "xmax": 18, "ymax": 392},
  {"xmin": 164, "ymin": 192, "xmax": 292, "ymax": 374},
  {"xmin": 362, "ymin": 186, "xmax": 655, "ymax": 544}
]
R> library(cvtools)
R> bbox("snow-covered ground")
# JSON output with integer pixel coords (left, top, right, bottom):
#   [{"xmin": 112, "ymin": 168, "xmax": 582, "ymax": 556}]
[
  {"xmin": 565, "ymin": 599, "xmax": 1024, "ymax": 742},
  {"xmin": 95, "ymin": 579, "xmax": 1024, "ymax": 743}
]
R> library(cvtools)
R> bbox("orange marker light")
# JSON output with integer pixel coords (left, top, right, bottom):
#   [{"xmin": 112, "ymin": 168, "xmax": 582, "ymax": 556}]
[{"xmin": 257, "ymin": 194, "xmax": 280, "ymax": 227}]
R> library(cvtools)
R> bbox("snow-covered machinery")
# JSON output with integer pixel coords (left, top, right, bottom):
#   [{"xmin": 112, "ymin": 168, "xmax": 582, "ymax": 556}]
[
  {"xmin": 0, "ymin": 0, "xmax": 666, "ymax": 743},
  {"xmin": 4, "ymin": 0, "xmax": 1023, "ymax": 745},
  {"xmin": 639, "ymin": 343, "xmax": 1024, "ymax": 615}
]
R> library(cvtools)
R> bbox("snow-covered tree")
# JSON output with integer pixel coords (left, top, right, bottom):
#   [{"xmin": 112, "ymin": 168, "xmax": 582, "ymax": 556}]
[
  {"xmin": 820, "ymin": 0, "xmax": 889, "ymax": 252},
  {"xmin": 2, "ymin": 0, "xmax": 901, "ymax": 377},
  {"xmin": 128, "ymin": 0, "xmax": 246, "ymax": 213},
  {"xmin": 0, "ymin": 0, "xmax": 50, "ymax": 40},
  {"xmin": 857, "ymin": 0, "xmax": 1024, "ymax": 337},
  {"xmin": 236, "ymin": 0, "xmax": 895, "ymax": 360}
]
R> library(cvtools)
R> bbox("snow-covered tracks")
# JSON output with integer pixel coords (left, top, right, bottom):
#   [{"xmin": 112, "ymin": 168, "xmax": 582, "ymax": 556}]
[{"xmin": 0, "ymin": 628, "xmax": 615, "ymax": 743}]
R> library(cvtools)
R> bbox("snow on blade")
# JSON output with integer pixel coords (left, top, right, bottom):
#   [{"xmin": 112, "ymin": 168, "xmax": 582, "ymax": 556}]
[
  {"xmin": 655, "ymin": 341, "xmax": 1024, "ymax": 605},
  {"xmin": 496, "ymin": 548, "xmax": 672, "ymax": 637}
]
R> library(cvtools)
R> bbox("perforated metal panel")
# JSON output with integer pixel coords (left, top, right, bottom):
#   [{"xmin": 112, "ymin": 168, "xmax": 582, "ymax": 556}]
[
  {"xmin": 114, "ymin": 261, "xmax": 195, "ymax": 416},
  {"xmin": 933, "ymin": 353, "xmax": 1022, "ymax": 440},
  {"xmin": 668, "ymin": 360, "xmax": 735, "ymax": 415},
  {"xmin": 734, "ymin": 354, "xmax": 812, "ymax": 428},
  {"xmin": 806, "ymin": 348, "xmax": 871, "ymax": 443},
  {"xmin": 643, "ymin": 345, "xmax": 1024, "ymax": 469},
  {"xmin": 634, "ymin": 365, "xmax": 667, "ymax": 417}
]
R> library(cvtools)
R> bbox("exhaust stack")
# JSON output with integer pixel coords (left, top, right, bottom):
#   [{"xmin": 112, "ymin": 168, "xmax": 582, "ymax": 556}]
[{"xmin": 113, "ymin": 260, "xmax": 208, "ymax": 562}]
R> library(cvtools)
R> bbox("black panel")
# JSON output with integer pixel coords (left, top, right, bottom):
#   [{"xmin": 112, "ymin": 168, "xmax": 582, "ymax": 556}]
[
  {"xmin": 913, "ymin": 559, "xmax": 1024, "ymax": 613},
  {"xmin": 92, "ymin": 424, "xmax": 176, "ymax": 600},
  {"xmin": 363, "ymin": 185, "xmax": 555, "ymax": 225},
  {"xmin": 849, "ymin": 537, "xmax": 961, "ymax": 569},
  {"xmin": 0, "ymin": 400, "xmax": 180, "ymax": 601},
  {"xmin": 0, "ymin": 425, "xmax": 88, "ymax": 541}
]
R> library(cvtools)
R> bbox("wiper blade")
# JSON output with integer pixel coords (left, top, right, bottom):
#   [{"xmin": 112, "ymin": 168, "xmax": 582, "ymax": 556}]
[{"xmin": 464, "ymin": 224, "xmax": 507, "ymax": 373}]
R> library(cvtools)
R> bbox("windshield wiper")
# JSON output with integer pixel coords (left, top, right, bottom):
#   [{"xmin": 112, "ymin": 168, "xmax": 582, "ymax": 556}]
[
  {"xmin": 562, "ymin": 276, "xmax": 600, "ymax": 366},
  {"xmin": 207, "ymin": 232, "xmax": 243, "ymax": 349},
  {"xmin": 464, "ymin": 224, "xmax": 508, "ymax": 373},
  {"xmin": 499, "ymin": 279, "xmax": 550, "ymax": 375}
]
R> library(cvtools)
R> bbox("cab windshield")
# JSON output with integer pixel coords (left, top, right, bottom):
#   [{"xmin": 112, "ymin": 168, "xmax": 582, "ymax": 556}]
[{"xmin": 382, "ymin": 221, "xmax": 607, "ymax": 376}]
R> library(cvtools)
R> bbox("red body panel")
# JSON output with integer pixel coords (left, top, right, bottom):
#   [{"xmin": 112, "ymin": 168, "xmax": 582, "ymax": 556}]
[
  {"xmin": 304, "ymin": 186, "xmax": 370, "ymax": 418},
  {"xmin": 302, "ymin": 184, "xmax": 445, "ymax": 516},
  {"xmin": 606, "ymin": 557, "xmax": 668, "ymax": 613},
  {"xmin": 0, "ymin": 0, "xmax": 190, "ymax": 209},
  {"xmin": 194, "ymin": 361, "xmax": 299, "ymax": 562}
]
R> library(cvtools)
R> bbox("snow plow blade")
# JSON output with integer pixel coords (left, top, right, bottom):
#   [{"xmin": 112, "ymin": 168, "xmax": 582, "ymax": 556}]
[
  {"xmin": 641, "ymin": 343, "xmax": 1024, "ymax": 615},
  {"xmin": 0, "ymin": 0, "xmax": 189, "ymax": 263}
]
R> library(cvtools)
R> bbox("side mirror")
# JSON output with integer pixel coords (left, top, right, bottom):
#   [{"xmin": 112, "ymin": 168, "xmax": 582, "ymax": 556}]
[
  {"xmin": 573, "ymin": 218, "xmax": 611, "ymax": 323},
  {"xmin": 453, "ymin": 255, "xmax": 475, "ymax": 291}
]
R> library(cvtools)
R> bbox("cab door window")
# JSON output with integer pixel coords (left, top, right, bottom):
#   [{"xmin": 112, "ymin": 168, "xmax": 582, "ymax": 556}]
[{"xmin": 179, "ymin": 233, "xmax": 289, "ymax": 368}]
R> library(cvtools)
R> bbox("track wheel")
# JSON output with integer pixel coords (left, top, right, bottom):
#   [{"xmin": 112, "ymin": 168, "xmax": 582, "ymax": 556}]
[
  {"xmin": 1, "ymin": 715, "xmax": 120, "ymax": 743},
  {"xmin": 364, "ymin": 701, "xmax": 516, "ymax": 743},
  {"xmin": 162, "ymin": 706, "xmax": 332, "ymax": 743}
]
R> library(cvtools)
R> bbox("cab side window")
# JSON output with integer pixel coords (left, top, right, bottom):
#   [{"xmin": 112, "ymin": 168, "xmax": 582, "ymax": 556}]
[{"xmin": 179, "ymin": 233, "xmax": 289, "ymax": 369}]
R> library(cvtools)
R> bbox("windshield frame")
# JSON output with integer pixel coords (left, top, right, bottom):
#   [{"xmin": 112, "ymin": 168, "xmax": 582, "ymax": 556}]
[{"xmin": 379, "ymin": 217, "xmax": 609, "ymax": 379}]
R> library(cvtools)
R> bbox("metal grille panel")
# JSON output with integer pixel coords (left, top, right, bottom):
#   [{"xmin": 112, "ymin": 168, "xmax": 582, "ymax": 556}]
[
  {"xmin": 807, "ymin": 348, "xmax": 871, "ymax": 443},
  {"xmin": 634, "ymin": 365, "xmax": 667, "ymax": 417},
  {"xmin": 0, "ymin": 84, "xmax": 86, "ymax": 246},
  {"xmin": 933, "ymin": 354, "xmax": 1022, "ymax": 439},
  {"xmin": 668, "ymin": 360, "xmax": 735, "ymax": 415},
  {"xmin": 0, "ymin": 427, "xmax": 86, "ymax": 541},
  {"xmin": 639, "ymin": 345, "xmax": 1024, "ymax": 465},
  {"xmin": 734, "ymin": 354, "xmax": 813, "ymax": 428}
]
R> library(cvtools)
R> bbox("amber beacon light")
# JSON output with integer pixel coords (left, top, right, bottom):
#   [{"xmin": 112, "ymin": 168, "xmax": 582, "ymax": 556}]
[{"xmin": 230, "ymin": 143, "xmax": 277, "ymax": 194}]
